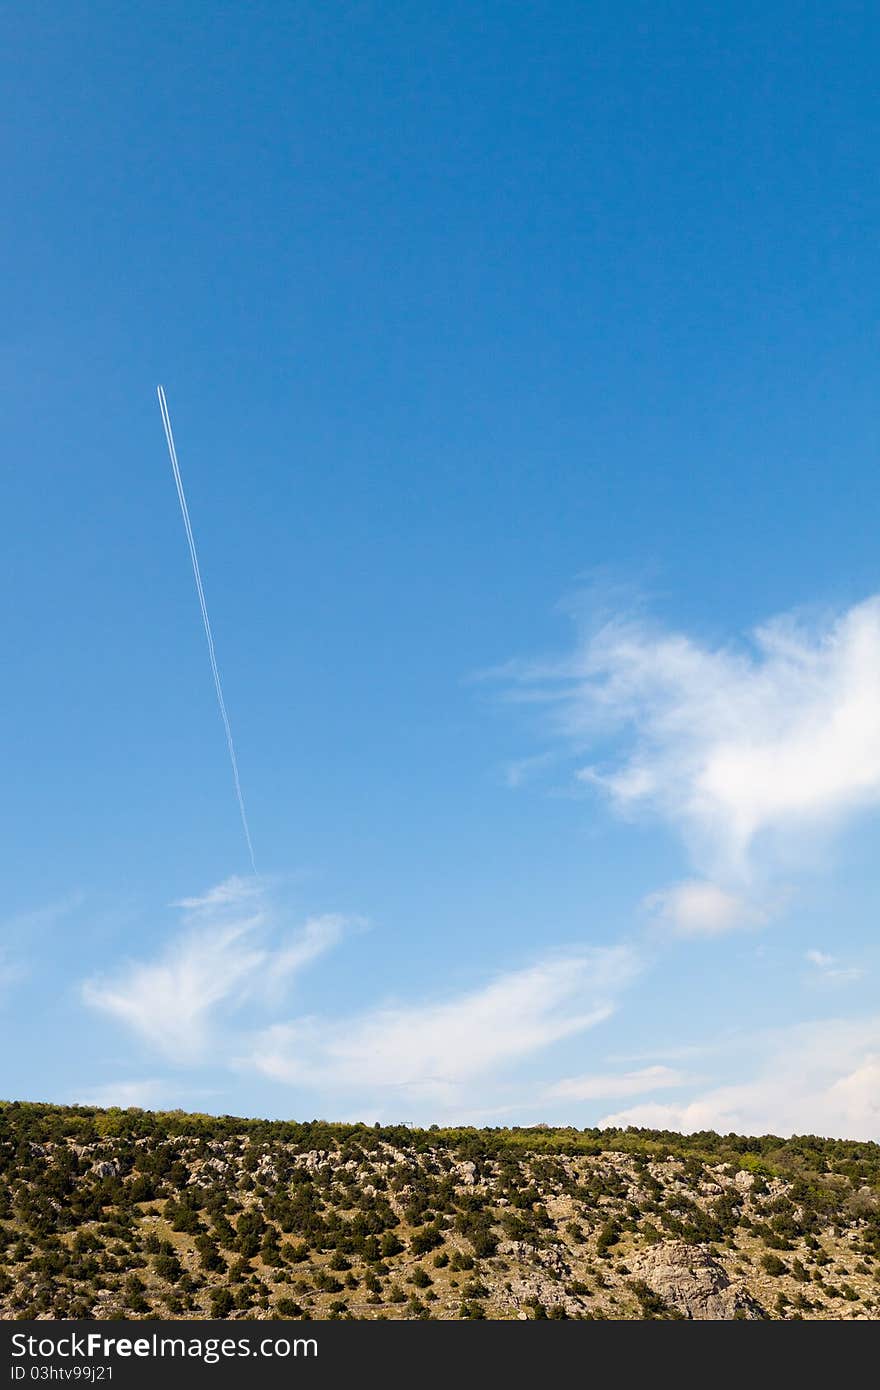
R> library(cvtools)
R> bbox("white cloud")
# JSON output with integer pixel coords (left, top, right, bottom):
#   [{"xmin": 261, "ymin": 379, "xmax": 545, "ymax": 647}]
[
  {"xmin": 82, "ymin": 922, "xmax": 263, "ymax": 1060},
  {"xmin": 82, "ymin": 877, "xmax": 348, "ymax": 1061},
  {"xmin": 643, "ymin": 880, "xmax": 766, "ymax": 936},
  {"xmin": 545, "ymin": 1064, "xmax": 687, "ymax": 1102},
  {"xmin": 260, "ymin": 914, "xmax": 349, "ymax": 999},
  {"xmin": 510, "ymin": 594, "xmax": 880, "ymax": 878},
  {"xmin": 244, "ymin": 945, "xmax": 640, "ymax": 1110},
  {"xmin": 75, "ymin": 1080, "xmax": 168, "ymax": 1109},
  {"xmin": 599, "ymin": 1017, "xmax": 880, "ymax": 1141},
  {"xmin": 805, "ymin": 948, "xmax": 864, "ymax": 984},
  {"xmin": 173, "ymin": 877, "xmax": 262, "ymax": 914},
  {"xmin": 806, "ymin": 948, "xmax": 834, "ymax": 969}
]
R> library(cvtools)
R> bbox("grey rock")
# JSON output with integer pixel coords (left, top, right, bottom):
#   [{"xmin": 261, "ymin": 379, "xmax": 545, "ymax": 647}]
[
  {"xmin": 92, "ymin": 1159, "xmax": 120, "ymax": 1178},
  {"xmin": 629, "ymin": 1240, "xmax": 764, "ymax": 1320}
]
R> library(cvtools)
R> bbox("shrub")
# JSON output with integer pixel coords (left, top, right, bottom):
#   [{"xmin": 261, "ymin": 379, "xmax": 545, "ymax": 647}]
[
  {"xmin": 410, "ymin": 1224, "xmax": 443, "ymax": 1256},
  {"xmin": 209, "ymin": 1287, "xmax": 235, "ymax": 1318},
  {"xmin": 459, "ymin": 1300, "xmax": 486, "ymax": 1318},
  {"xmin": 153, "ymin": 1252, "xmax": 182, "ymax": 1282},
  {"xmin": 276, "ymin": 1296, "xmax": 303, "ymax": 1316},
  {"xmin": 630, "ymin": 1279, "xmax": 672, "ymax": 1318}
]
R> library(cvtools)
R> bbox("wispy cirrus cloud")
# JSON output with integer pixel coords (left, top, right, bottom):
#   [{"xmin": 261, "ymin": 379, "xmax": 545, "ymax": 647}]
[
  {"xmin": 80, "ymin": 874, "xmax": 640, "ymax": 1118},
  {"xmin": 501, "ymin": 593, "xmax": 880, "ymax": 936},
  {"xmin": 544, "ymin": 1063, "xmax": 688, "ymax": 1103},
  {"xmin": 243, "ymin": 945, "xmax": 640, "ymax": 1113},
  {"xmin": 506, "ymin": 595, "xmax": 880, "ymax": 870},
  {"xmin": 599, "ymin": 1016, "xmax": 880, "ymax": 1141},
  {"xmin": 74, "ymin": 1079, "xmax": 169, "ymax": 1110},
  {"xmin": 82, "ymin": 876, "xmax": 349, "ymax": 1061},
  {"xmin": 805, "ymin": 948, "xmax": 864, "ymax": 985}
]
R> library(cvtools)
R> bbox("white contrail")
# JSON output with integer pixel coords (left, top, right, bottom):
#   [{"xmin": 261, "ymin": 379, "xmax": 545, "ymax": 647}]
[{"xmin": 156, "ymin": 385, "xmax": 257, "ymax": 874}]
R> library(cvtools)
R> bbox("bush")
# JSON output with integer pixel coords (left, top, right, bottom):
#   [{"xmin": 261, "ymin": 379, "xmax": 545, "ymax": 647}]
[
  {"xmin": 596, "ymin": 1220, "xmax": 620, "ymax": 1258},
  {"xmin": 123, "ymin": 1274, "xmax": 149, "ymax": 1314},
  {"xmin": 410, "ymin": 1224, "xmax": 443, "ymax": 1256},
  {"xmin": 209, "ymin": 1287, "xmax": 235, "ymax": 1318},
  {"xmin": 459, "ymin": 1300, "xmax": 486, "ymax": 1319},
  {"xmin": 153, "ymin": 1252, "xmax": 182, "ymax": 1282},
  {"xmin": 629, "ymin": 1278, "xmax": 681, "ymax": 1318}
]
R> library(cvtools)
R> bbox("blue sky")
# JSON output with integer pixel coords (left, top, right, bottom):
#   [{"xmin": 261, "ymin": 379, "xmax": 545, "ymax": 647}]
[{"xmin": 3, "ymin": 3, "xmax": 880, "ymax": 1136}]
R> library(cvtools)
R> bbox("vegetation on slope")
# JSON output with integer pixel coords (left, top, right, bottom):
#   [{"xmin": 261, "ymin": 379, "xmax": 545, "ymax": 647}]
[{"xmin": 1, "ymin": 1102, "xmax": 878, "ymax": 1320}]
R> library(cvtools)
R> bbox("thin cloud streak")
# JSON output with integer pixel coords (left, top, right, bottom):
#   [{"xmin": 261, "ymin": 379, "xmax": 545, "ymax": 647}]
[
  {"xmin": 545, "ymin": 1064, "xmax": 688, "ymax": 1102},
  {"xmin": 74, "ymin": 1080, "xmax": 168, "ymax": 1109},
  {"xmin": 244, "ymin": 945, "xmax": 641, "ymax": 1110},
  {"xmin": 157, "ymin": 386, "xmax": 256, "ymax": 874},
  {"xmin": 805, "ymin": 948, "xmax": 864, "ymax": 984},
  {"xmin": 599, "ymin": 1016, "xmax": 880, "ymax": 1141}
]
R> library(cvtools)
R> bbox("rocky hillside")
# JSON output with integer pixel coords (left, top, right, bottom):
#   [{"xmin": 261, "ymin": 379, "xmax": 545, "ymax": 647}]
[{"xmin": 1, "ymin": 1103, "xmax": 879, "ymax": 1320}]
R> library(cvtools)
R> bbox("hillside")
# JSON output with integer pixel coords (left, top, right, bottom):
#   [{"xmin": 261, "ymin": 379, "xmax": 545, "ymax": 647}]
[{"xmin": 2, "ymin": 1102, "xmax": 879, "ymax": 1320}]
